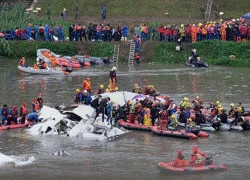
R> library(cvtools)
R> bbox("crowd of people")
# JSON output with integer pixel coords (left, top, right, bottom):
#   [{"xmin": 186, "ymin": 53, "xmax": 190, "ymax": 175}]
[
  {"xmin": 0, "ymin": 93, "xmax": 43, "ymax": 126},
  {"xmin": 73, "ymin": 69, "xmax": 248, "ymax": 130},
  {"xmin": 1, "ymin": 18, "xmax": 249, "ymax": 44}
]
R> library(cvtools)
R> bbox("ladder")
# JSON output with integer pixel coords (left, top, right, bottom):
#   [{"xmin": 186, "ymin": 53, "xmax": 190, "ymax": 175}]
[
  {"xmin": 128, "ymin": 40, "xmax": 136, "ymax": 64},
  {"xmin": 205, "ymin": 0, "xmax": 213, "ymax": 20},
  {"xmin": 112, "ymin": 45, "xmax": 120, "ymax": 63}
]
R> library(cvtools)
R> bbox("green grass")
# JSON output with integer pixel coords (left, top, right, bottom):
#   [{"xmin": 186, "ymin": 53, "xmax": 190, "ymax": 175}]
[
  {"xmin": 150, "ymin": 40, "xmax": 250, "ymax": 67},
  {"xmin": 35, "ymin": 0, "xmax": 250, "ymax": 20},
  {"xmin": 0, "ymin": 2, "xmax": 71, "ymax": 35}
]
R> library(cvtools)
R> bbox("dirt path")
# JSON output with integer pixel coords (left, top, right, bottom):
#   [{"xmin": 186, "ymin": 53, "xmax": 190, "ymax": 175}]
[{"xmin": 58, "ymin": 15, "xmax": 209, "ymax": 26}]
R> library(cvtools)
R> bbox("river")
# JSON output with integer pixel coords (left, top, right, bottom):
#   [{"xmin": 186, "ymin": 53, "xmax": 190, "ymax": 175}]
[{"xmin": 0, "ymin": 58, "xmax": 249, "ymax": 180}]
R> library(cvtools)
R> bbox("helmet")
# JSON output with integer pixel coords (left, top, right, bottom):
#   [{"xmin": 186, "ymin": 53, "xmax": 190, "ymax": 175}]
[
  {"xmin": 76, "ymin": 89, "xmax": 80, "ymax": 92},
  {"xmin": 193, "ymin": 146, "xmax": 198, "ymax": 153},
  {"xmin": 196, "ymin": 96, "xmax": 200, "ymax": 99},
  {"xmin": 86, "ymin": 78, "xmax": 90, "ymax": 81},
  {"xmin": 112, "ymin": 67, "xmax": 117, "ymax": 71},
  {"xmin": 178, "ymin": 150, "xmax": 182, "ymax": 156},
  {"xmin": 216, "ymin": 101, "xmax": 220, "ymax": 105},
  {"xmin": 230, "ymin": 103, "xmax": 234, "ymax": 107},
  {"xmin": 171, "ymin": 115, "xmax": 175, "ymax": 119},
  {"xmin": 134, "ymin": 84, "xmax": 138, "ymax": 87},
  {"xmin": 100, "ymin": 84, "xmax": 104, "ymax": 89},
  {"xmin": 188, "ymin": 118, "xmax": 192, "ymax": 123},
  {"xmin": 83, "ymin": 90, "xmax": 87, "ymax": 94}
]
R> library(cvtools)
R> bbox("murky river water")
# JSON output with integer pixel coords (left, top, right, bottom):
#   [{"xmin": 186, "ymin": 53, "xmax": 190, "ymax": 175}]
[{"xmin": 0, "ymin": 58, "xmax": 250, "ymax": 180}]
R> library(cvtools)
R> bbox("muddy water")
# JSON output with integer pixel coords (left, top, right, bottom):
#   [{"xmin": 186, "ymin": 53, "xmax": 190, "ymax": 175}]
[{"xmin": 0, "ymin": 58, "xmax": 250, "ymax": 180}]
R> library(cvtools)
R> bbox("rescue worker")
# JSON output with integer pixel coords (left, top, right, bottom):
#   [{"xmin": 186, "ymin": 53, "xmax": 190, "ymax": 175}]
[
  {"xmin": 168, "ymin": 114, "xmax": 178, "ymax": 130},
  {"xmin": 132, "ymin": 84, "xmax": 141, "ymax": 94},
  {"xmin": 188, "ymin": 49, "xmax": 200, "ymax": 64},
  {"xmin": 32, "ymin": 98, "xmax": 40, "ymax": 112},
  {"xmin": 82, "ymin": 77, "xmax": 91, "ymax": 94},
  {"xmin": 167, "ymin": 100, "xmax": 177, "ymax": 116},
  {"xmin": 220, "ymin": 109, "xmax": 228, "ymax": 124},
  {"xmin": 191, "ymin": 96, "xmax": 203, "ymax": 111},
  {"xmin": 109, "ymin": 67, "xmax": 117, "ymax": 92},
  {"xmin": 148, "ymin": 85, "xmax": 157, "ymax": 97},
  {"xmin": 134, "ymin": 52, "xmax": 140, "ymax": 64},
  {"xmin": 228, "ymin": 103, "xmax": 235, "ymax": 118},
  {"xmin": 189, "ymin": 146, "xmax": 207, "ymax": 166},
  {"xmin": 106, "ymin": 98, "xmax": 114, "ymax": 125},
  {"xmin": 39, "ymin": 60, "xmax": 47, "ymax": 69},
  {"xmin": 7, "ymin": 106, "xmax": 18, "ymax": 125},
  {"xmin": 186, "ymin": 118, "xmax": 196, "ymax": 132},
  {"xmin": 143, "ymin": 106, "xmax": 151, "ymax": 126},
  {"xmin": 20, "ymin": 102, "xmax": 28, "ymax": 124},
  {"xmin": 179, "ymin": 97, "xmax": 191, "ymax": 110},
  {"xmin": 75, "ymin": 89, "xmax": 83, "ymax": 104},
  {"xmin": 173, "ymin": 150, "xmax": 186, "ymax": 167},
  {"xmin": 1, "ymin": 105, "xmax": 9, "ymax": 125},
  {"xmin": 95, "ymin": 84, "xmax": 105, "ymax": 94},
  {"xmin": 37, "ymin": 93, "xmax": 44, "ymax": 108},
  {"xmin": 82, "ymin": 90, "xmax": 92, "ymax": 105},
  {"xmin": 19, "ymin": 57, "xmax": 26, "ymax": 67},
  {"xmin": 143, "ymin": 85, "xmax": 150, "ymax": 95},
  {"xmin": 178, "ymin": 108, "xmax": 187, "ymax": 123},
  {"xmin": 142, "ymin": 95, "xmax": 152, "ymax": 108},
  {"xmin": 94, "ymin": 97, "xmax": 108, "ymax": 122},
  {"xmin": 128, "ymin": 100, "xmax": 135, "ymax": 123},
  {"xmin": 136, "ymin": 103, "xmax": 143, "ymax": 124},
  {"xmin": 236, "ymin": 102, "xmax": 245, "ymax": 114},
  {"xmin": 151, "ymin": 103, "xmax": 159, "ymax": 126},
  {"xmin": 159, "ymin": 108, "xmax": 168, "ymax": 130}
]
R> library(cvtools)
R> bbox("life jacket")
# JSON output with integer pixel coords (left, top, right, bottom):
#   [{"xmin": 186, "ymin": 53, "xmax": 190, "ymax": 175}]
[
  {"xmin": 160, "ymin": 111, "xmax": 168, "ymax": 120},
  {"xmin": 41, "ymin": 62, "xmax": 46, "ymax": 68},
  {"xmin": 2, "ymin": 108, "xmax": 8, "ymax": 116},
  {"xmin": 237, "ymin": 106, "xmax": 244, "ymax": 113},
  {"xmin": 193, "ymin": 153, "xmax": 203, "ymax": 163},
  {"xmin": 21, "ymin": 106, "xmax": 27, "ymax": 115},
  {"xmin": 171, "ymin": 119, "xmax": 178, "ymax": 128},
  {"xmin": 176, "ymin": 158, "xmax": 185, "ymax": 167},
  {"xmin": 11, "ymin": 109, "xmax": 18, "ymax": 117},
  {"xmin": 97, "ymin": 89, "xmax": 104, "ymax": 94},
  {"xmin": 83, "ymin": 80, "xmax": 91, "ymax": 90},
  {"xmin": 110, "ymin": 71, "xmax": 116, "ymax": 79},
  {"xmin": 129, "ymin": 105, "xmax": 135, "ymax": 114},
  {"xmin": 135, "ymin": 53, "xmax": 140, "ymax": 59},
  {"xmin": 20, "ymin": 59, "xmax": 25, "ymax": 66},
  {"xmin": 33, "ymin": 102, "xmax": 40, "ymax": 112}
]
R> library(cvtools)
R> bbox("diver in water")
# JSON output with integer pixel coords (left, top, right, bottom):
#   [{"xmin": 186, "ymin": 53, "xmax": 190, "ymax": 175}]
[{"xmin": 188, "ymin": 48, "xmax": 200, "ymax": 64}]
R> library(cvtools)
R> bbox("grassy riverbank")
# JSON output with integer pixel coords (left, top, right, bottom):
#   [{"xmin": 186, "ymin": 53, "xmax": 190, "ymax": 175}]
[
  {"xmin": 1, "ymin": 39, "xmax": 250, "ymax": 67},
  {"xmin": 35, "ymin": 0, "xmax": 250, "ymax": 20}
]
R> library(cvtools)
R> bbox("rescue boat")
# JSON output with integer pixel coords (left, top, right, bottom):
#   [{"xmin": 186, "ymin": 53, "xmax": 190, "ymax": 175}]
[
  {"xmin": 150, "ymin": 126, "xmax": 197, "ymax": 140},
  {"xmin": 158, "ymin": 161, "xmax": 226, "ymax": 173},
  {"xmin": 117, "ymin": 119, "xmax": 152, "ymax": 131},
  {"xmin": 0, "ymin": 121, "xmax": 32, "ymax": 131}
]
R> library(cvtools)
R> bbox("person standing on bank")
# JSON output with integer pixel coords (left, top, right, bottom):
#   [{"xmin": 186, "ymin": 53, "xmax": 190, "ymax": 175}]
[
  {"xmin": 61, "ymin": 8, "xmax": 66, "ymax": 20},
  {"xmin": 101, "ymin": 5, "xmax": 107, "ymax": 20}
]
